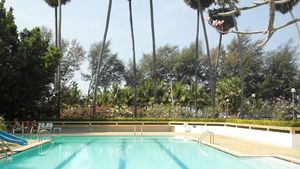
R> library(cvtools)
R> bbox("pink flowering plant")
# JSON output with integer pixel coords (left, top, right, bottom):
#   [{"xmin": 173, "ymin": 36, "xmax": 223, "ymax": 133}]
[{"xmin": 207, "ymin": 8, "xmax": 240, "ymax": 32}]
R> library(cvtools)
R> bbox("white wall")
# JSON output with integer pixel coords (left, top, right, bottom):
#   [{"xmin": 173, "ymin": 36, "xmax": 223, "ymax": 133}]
[{"xmin": 173, "ymin": 124, "xmax": 300, "ymax": 148}]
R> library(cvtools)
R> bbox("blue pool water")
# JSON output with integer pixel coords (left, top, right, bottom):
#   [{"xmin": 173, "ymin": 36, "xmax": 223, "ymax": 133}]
[{"xmin": 0, "ymin": 136, "xmax": 300, "ymax": 169}]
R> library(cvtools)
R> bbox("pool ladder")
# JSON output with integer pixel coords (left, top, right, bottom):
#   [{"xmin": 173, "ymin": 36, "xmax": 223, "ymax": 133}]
[
  {"xmin": 38, "ymin": 129, "xmax": 54, "ymax": 142},
  {"xmin": 134, "ymin": 125, "xmax": 143, "ymax": 136},
  {"xmin": 0, "ymin": 140, "xmax": 13, "ymax": 159},
  {"xmin": 198, "ymin": 131, "xmax": 214, "ymax": 144}
]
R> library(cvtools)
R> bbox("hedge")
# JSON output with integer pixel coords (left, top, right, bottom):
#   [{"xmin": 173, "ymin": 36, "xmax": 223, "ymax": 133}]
[{"xmin": 38, "ymin": 118, "xmax": 300, "ymax": 127}]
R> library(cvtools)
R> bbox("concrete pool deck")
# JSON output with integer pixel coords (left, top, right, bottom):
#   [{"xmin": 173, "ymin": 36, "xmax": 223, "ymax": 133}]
[{"xmin": 2, "ymin": 131, "xmax": 300, "ymax": 164}]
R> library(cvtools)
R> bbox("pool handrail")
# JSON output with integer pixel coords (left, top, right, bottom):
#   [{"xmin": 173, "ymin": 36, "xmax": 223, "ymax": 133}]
[
  {"xmin": 38, "ymin": 129, "xmax": 53, "ymax": 142},
  {"xmin": 198, "ymin": 131, "xmax": 214, "ymax": 144}
]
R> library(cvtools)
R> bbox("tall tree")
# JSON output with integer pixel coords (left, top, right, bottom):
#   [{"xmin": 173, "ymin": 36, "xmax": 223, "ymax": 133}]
[
  {"xmin": 127, "ymin": 0, "xmax": 137, "ymax": 117},
  {"xmin": 84, "ymin": 41, "xmax": 125, "ymax": 95},
  {"xmin": 44, "ymin": 0, "xmax": 71, "ymax": 117},
  {"xmin": 183, "ymin": 0, "xmax": 215, "ymax": 114},
  {"xmin": 225, "ymin": 35, "xmax": 264, "ymax": 103},
  {"xmin": 43, "ymin": 0, "xmax": 70, "ymax": 46},
  {"xmin": 92, "ymin": 0, "xmax": 113, "ymax": 116},
  {"xmin": 40, "ymin": 27, "xmax": 86, "ymax": 85},
  {"xmin": 1, "ymin": 26, "xmax": 61, "ymax": 119},
  {"xmin": 260, "ymin": 41, "xmax": 300, "ymax": 100},
  {"xmin": 149, "ymin": 0, "xmax": 157, "ymax": 103},
  {"xmin": 139, "ymin": 45, "xmax": 179, "ymax": 82},
  {"xmin": 208, "ymin": 2, "xmax": 241, "ymax": 116}
]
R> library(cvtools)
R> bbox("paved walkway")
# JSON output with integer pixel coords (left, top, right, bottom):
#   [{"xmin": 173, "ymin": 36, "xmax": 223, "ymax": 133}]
[{"xmin": 199, "ymin": 134, "xmax": 300, "ymax": 163}]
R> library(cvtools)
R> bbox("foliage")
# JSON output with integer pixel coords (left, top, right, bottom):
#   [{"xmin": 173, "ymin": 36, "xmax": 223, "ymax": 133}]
[
  {"xmin": 224, "ymin": 35, "xmax": 265, "ymax": 97},
  {"xmin": 40, "ymin": 27, "xmax": 86, "ymax": 84},
  {"xmin": 208, "ymin": 8, "xmax": 240, "ymax": 32},
  {"xmin": 83, "ymin": 41, "xmax": 126, "ymax": 94},
  {"xmin": 0, "ymin": 116, "xmax": 5, "ymax": 130},
  {"xmin": 183, "ymin": 0, "xmax": 215, "ymax": 10},
  {"xmin": 139, "ymin": 45, "xmax": 179, "ymax": 82},
  {"xmin": 37, "ymin": 117, "xmax": 300, "ymax": 127},
  {"xmin": 0, "ymin": 1, "xmax": 61, "ymax": 119},
  {"xmin": 106, "ymin": 105, "xmax": 134, "ymax": 118},
  {"xmin": 60, "ymin": 39, "xmax": 86, "ymax": 84},
  {"xmin": 216, "ymin": 77, "xmax": 241, "ymax": 115},
  {"xmin": 143, "ymin": 104, "xmax": 190, "ymax": 118},
  {"xmin": 251, "ymin": 97, "xmax": 297, "ymax": 120},
  {"xmin": 44, "ymin": 0, "xmax": 71, "ymax": 7},
  {"xmin": 275, "ymin": 0, "xmax": 299, "ymax": 14},
  {"xmin": 62, "ymin": 82, "xmax": 84, "ymax": 107},
  {"xmin": 260, "ymin": 41, "xmax": 300, "ymax": 100}
]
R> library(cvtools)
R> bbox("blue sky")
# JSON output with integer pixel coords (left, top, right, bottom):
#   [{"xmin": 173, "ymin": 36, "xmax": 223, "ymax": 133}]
[{"xmin": 5, "ymin": 0, "xmax": 300, "ymax": 94}]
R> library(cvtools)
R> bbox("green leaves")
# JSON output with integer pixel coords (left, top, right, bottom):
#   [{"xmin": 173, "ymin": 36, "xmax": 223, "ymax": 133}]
[
  {"xmin": 44, "ymin": 0, "xmax": 71, "ymax": 8},
  {"xmin": 183, "ymin": 0, "xmax": 215, "ymax": 10},
  {"xmin": 0, "ymin": 3, "xmax": 62, "ymax": 119},
  {"xmin": 84, "ymin": 41, "xmax": 126, "ymax": 90}
]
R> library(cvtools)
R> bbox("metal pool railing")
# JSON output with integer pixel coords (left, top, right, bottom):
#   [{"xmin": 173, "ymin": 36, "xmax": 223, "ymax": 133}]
[
  {"xmin": 198, "ymin": 131, "xmax": 214, "ymax": 144},
  {"xmin": 0, "ymin": 140, "xmax": 13, "ymax": 159},
  {"xmin": 38, "ymin": 130, "xmax": 53, "ymax": 142}
]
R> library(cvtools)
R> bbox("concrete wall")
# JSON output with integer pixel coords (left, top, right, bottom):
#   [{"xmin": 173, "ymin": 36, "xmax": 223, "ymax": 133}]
[
  {"xmin": 173, "ymin": 124, "xmax": 300, "ymax": 148},
  {"xmin": 56, "ymin": 125, "xmax": 174, "ymax": 133}
]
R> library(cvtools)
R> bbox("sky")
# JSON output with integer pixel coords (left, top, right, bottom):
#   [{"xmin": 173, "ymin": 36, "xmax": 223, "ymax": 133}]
[{"xmin": 5, "ymin": 0, "xmax": 300, "ymax": 94}]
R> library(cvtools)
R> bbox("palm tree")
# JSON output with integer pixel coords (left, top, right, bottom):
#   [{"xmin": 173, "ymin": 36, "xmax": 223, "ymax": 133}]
[
  {"xmin": 149, "ymin": 0, "xmax": 157, "ymax": 103},
  {"xmin": 208, "ymin": 6, "xmax": 241, "ymax": 116},
  {"xmin": 44, "ymin": 0, "xmax": 70, "ymax": 46},
  {"xmin": 225, "ymin": 1, "xmax": 244, "ymax": 117},
  {"xmin": 92, "ymin": 0, "xmax": 113, "ymax": 116},
  {"xmin": 44, "ymin": 0, "xmax": 71, "ymax": 117},
  {"xmin": 183, "ymin": 0, "xmax": 215, "ymax": 114},
  {"xmin": 127, "ymin": 0, "xmax": 137, "ymax": 117}
]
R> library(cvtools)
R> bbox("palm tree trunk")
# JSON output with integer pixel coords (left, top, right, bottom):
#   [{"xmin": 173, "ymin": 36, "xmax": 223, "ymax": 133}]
[
  {"xmin": 55, "ymin": 6, "xmax": 58, "ymax": 48},
  {"xmin": 196, "ymin": 0, "xmax": 215, "ymax": 114},
  {"xmin": 149, "ymin": 0, "xmax": 157, "ymax": 104},
  {"xmin": 128, "ymin": 0, "xmax": 137, "ymax": 118},
  {"xmin": 56, "ymin": 0, "xmax": 62, "ymax": 118},
  {"xmin": 92, "ymin": 0, "xmax": 113, "ymax": 116},
  {"xmin": 212, "ymin": 33, "xmax": 223, "ymax": 113},
  {"xmin": 216, "ymin": 33, "xmax": 222, "ymax": 74},
  {"xmin": 228, "ymin": 2, "xmax": 244, "ymax": 117},
  {"xmin": 235, "ymin": 24, "xmax": 244, "ymax": 117},
  {"xmin": 54, "ymin": 6, "xmax": 58, "ymax": 93},
  {"xmin": 289, "ymin": 11, "xmax": 300, "ymax": 39},
  {"xmin": 194, "ymin": 9, "xmax": 200, "ymax": 115}
]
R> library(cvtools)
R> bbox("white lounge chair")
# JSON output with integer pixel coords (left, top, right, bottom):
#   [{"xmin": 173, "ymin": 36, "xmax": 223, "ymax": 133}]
[{"xmin": 45, "ymin": 123, "xmax": 53, "ymax": 132}]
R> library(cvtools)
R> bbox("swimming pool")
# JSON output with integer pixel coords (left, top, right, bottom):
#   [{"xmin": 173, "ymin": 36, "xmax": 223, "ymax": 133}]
[{"xmin": 1, "ymin": 136, "xmax": 299, "ymax": 169}]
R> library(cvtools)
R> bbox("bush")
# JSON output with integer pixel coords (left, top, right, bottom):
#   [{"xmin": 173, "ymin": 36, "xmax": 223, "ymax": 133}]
[
  {"xmin": 0, "ymin": 116, "xmax": 6, "ymax": 130},
  {"xmin": 143, "ymin": 104, "xmax": 191, "ymax": 118}
]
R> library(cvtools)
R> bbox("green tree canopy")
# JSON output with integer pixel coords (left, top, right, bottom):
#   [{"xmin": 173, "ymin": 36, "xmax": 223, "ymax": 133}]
[{"xmin": 83, "ymin": 41, "xmax": 126, "ymax": 95}]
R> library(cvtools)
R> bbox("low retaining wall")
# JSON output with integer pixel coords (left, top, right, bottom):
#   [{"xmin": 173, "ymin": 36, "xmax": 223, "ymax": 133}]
[
  {"xmin": 42, "ymin": 121, "xmax": 300, "ymax": 148},
  {"xmin": 49, "ymin": 121, "xmax": 173, "ymax": 133},
  {"xmin": 171, "ymin": 122, "xmax": 300, "ymax": 148}
]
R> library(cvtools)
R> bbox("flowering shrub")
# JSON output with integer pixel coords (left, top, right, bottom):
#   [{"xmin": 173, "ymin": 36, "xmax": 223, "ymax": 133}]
[
  {"xmin": 255, "ymin": 97, "xmax": 295, "ymax": 120},
  {"xmin": 143, "ymin": 104, "xmax": 190, "ymax": 118}
]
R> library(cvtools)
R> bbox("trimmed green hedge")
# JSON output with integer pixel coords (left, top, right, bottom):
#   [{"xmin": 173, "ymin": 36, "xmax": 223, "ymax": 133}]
[{"xmin": 39, "ymin": 118, "xmax": 300, "ymax": 127}]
